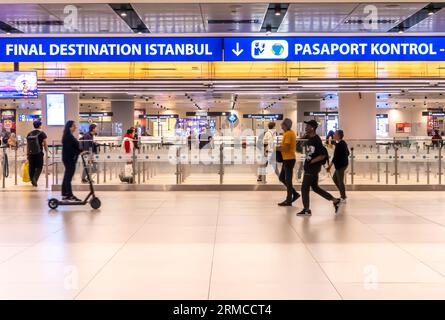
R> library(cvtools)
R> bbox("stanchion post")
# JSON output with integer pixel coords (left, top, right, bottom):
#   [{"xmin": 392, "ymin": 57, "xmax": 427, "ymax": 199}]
[
  {"xmin": 439, "ymin": 146, "xmax": 442, "ymax": 185},
  {"xmin": 14, "ymin": 147, "xmax": 17, "ymax": 185},
  {"xmin": 394, "ymin": 146, "xmax": 399, "ymax": 185},
  {"xmin": 219, "ymin": 143, "xmax": 224, "ymax": 185},
  {"xmin": 350, "ymin": 147, "xmax": 354, "ymax": 185}
]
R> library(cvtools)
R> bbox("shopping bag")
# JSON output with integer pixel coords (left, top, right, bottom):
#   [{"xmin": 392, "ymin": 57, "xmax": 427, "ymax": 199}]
[
  {"xmin": 119, "ymin": 163, "xmax": 134, "ymax": 184},
  {"xmin": 22, "ymin": 161, "xmax": 31, "ymax": 183}
]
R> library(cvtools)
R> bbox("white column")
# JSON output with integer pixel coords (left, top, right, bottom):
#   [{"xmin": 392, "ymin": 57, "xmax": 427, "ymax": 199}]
[
  {"xmin": 112, "ymin": 100, "xmax": 135, "ymax": 136},
  {"xmin": 41, "ymin": 93, "xmax": 79, "ymax": 143},
  {"xmin": 338, "ymin": 92, "xmax": 376, "ymax": 140}
]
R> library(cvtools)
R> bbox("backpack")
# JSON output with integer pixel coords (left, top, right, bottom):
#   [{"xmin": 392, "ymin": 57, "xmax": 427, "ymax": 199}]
[
  {"xmin": 27, "ymin": 131, "xmax": 42, "ymax": 155},
  {"xmin": 296, "ymin": 140, "xmax": 304, "ymax": 153},
  {"xmin": 256, "ymin": 131, "xmax": 265, "ymax": 150},
  {"xmin": 1, "ymin": 132, "xmax": 10, "ymax": 146},
  {"xmin": 320, "ymin": 145, "xmax": 329, "ymax": 166},
  {"xmin": 79, "ymin": 132, "xmax": 91, "ymax": 151}
]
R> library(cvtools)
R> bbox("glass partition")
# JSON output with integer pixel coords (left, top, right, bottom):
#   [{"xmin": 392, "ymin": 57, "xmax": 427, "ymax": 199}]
[{"xmin": 2, "ymin": 136, "xmax": 445, "ymax": 189}]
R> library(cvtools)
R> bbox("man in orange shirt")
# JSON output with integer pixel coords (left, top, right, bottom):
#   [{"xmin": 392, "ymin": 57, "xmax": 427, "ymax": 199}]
[{"xmin": 276, "ymin": 118, "xmax": 300, "ymax": 206}]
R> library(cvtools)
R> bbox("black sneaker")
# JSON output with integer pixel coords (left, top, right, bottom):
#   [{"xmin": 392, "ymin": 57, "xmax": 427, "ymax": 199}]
[
  {"xmin": 62, "ymin": 196, "xmax": 71, "ymax": 201},
  {"xmin": 278, "ymin": 201, "xmax": 292, "ymax": 207},
  {"xmin": 297, "ymin": 209, "xmax": 312, "ymax": 216},
  {"xmin": 333, "ymin": 199, "xmax": 341, "ymax": 213},
  {"xmin": 69, "ymin": 196, "xmax": 82, "ymax": 202},
  {"xmin": 292, "ymin": 193, "xmax": 300, "ymax": 203}
]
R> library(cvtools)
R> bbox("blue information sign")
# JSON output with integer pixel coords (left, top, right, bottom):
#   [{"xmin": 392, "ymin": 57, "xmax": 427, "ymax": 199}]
[
  {"xmin": 224, "ymin": 37, "xmax": 445, "ymax": 61},
  {"xmin": 0, "ymin": 37, "xmax": 222, "ymax": 62},
  {"xmin": 227, "ymin": 113, "xmax": 238, "ymax": 124},
  {"xmin": 2, "ymin": 36, "xmax": 445, "ymax": 62}
]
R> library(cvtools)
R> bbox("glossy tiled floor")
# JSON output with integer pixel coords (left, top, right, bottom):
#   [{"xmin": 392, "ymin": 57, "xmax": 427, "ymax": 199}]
[{"xmin": 1, "ymin": 190, "xmax": 445, "ymax": 300}]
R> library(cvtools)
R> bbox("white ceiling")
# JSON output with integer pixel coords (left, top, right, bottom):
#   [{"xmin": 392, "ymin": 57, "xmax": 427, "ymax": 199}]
[{"xmin": 0, "ymin": 2, "xmax": 443, "ymax": 34}]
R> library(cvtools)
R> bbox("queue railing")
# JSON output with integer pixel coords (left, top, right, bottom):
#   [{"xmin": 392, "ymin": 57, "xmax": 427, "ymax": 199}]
[{"xmin": 2, "ymin": 137, "xmax": 445, "ymax": 188}]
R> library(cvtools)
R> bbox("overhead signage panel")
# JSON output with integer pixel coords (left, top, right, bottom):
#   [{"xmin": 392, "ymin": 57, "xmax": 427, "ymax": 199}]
[
  {"xmin": 304, "ymin": 111, "xmax": 338, "ymax": 116},
  {"xmin": 423, "ymin": 111, "xmax": 445, "ymax": 116},
  {"xmin": 0, "ymin": 37, "xmax": 222, "ymax": 62},
  {"xmin": 243, "ymin": 114, "xmax": 284, "ymax": 120},
  {"xmin": 140, "ymin": 114, "xmax": 179, "ymax": 120},
  {"xmin": 3, "ymin": 36, "xmax": 445, "ymax": 62},
  {"xmin": 80, "ymin": 112, "xmax": 113, "ymax": 118},
  {"xmin": 224, "ymin": 37, "xmax": 445, "ymax": 61},
  {"xmin": 186, "ymin": 111, "xmax": 229, "ymax": 117}
]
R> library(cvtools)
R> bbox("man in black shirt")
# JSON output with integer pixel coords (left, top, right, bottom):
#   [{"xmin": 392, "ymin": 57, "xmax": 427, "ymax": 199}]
[
  {"xmin": 80, "ymin": 124, "xmax": 99, "ymax": 183},
  {"xmin": 297, "ymin": 120, "xmax": 341, "ymax": 216},
  {"xmin": 26, "ymin": 120, "xmax": 48, "ymax": 187},
  {"xmin": 327, "ymin": 130, "xmax": 350, "ymax": 201}
]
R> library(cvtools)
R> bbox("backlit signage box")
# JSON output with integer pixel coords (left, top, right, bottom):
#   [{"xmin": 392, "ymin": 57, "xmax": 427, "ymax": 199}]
[{"xmin": 46, "ymin": 93, "xmax": 65, "ymax": 126}]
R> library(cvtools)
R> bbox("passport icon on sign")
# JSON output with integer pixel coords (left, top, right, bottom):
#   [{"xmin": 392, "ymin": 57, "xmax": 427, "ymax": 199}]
[{"xmin": 251, "ymin": 40, "xmax": 288, "ymax": 59}]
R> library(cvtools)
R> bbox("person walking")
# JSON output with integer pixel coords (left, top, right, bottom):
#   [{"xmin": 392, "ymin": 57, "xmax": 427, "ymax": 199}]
[
  {"xmin": 432, "ymin": 129, "xmax": 443, "ymax": 148},
  {"xmin": 61, "ymin": 121, "xmax": 83, "ymax": 201},
  {"xmin": 26, "ymin": 120, "xmax": 48, "ymax": 187},
  {"xmin": 257, "ymin": 121, "xmax": 277, "ymax": 182},
  {"xmin": 119, "ymin": 128, "xmax": 135, "ymax": 183},
  {"xmin": 276, "ymin": 118, "xmax": 300, "ymax": 206},
  {"xmin": 80, "ymin": 124, "xmax": 98, "ymax": 183},
  {"xmin": 297, "ymin": 120, "xmax": 341, "ymax": 216},
  {"xmin": 326, "ymin": 130, "xmax": 349, "ymax": 202}
]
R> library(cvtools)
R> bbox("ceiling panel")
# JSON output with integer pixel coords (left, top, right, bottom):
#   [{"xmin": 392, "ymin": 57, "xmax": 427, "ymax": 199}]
[
  {"xmin": 0, "ymin": 3, "xmax": 132, "ymax": 34},
  {"xmin": 41, "ymin": 4, "xmax": 133, "ymax": 34},
  {"xmin": 201, "ymin": 3, "xmax": 267, "ymax": 32},
  {"xmin": 133, "ymin": 3, "xmax": 205, "ymax": 33},
  {"xmin": 334, "ymin": 3, "xmax": 427, "ymax": 32},
  {"xmin": 278, "ymin": 3, "xmax": 358, "ymax": 33},
  {"xmin": 0, "ymin": 4, "xmax": 59, "ymax": 33},
  {"xmin": 408, "ymin": 7, "xmax": 445, "ymax": 32}
]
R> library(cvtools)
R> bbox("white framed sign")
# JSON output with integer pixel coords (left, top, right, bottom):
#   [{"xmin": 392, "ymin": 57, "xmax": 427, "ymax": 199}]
[{"xmin": 46, "ymin": 93, "xmax": 65, "ymax": 126}]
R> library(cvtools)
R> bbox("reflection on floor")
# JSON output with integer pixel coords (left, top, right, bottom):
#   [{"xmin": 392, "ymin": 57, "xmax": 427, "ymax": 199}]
[{"xmin": 0, "ymin": 190, "xmax": 445, "ymax": 300}]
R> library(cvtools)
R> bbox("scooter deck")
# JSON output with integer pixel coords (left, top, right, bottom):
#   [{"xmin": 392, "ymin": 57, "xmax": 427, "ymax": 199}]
[{"xmin": 57, "ymin": 201, "xmax": 89, "ymax": 206}]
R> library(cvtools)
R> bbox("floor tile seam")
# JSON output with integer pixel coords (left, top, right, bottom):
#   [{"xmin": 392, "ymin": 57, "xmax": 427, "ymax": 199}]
[
  {"xmin": 353, "ymin": 193, "xmax": 445, "ymax": 281},
  {"xmin": 284, "ymin": 212, "xmax": 345, "ymax": 300},
  {"xmin": 72, "ymin": 199, "xmax": 166, "ymax": 300},
  {"xmin": 206, "ymin": 192, "xmax": 221, "ymax": 300},
  {"xmin": 0, "ymin": 220, "xmax": 69, "ymax": 266}
]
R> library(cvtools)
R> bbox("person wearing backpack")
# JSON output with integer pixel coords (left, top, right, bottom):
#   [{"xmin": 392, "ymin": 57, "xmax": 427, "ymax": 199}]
[
  {"xmin": 297, "ymin": 120, "xmax": 341, "ymax": 216},
  {"xmin": 80, "ymin": 124, "xmax": 98, "ymax": 183},
  {"xmin": 326, "ymin": 129, "xmax": 350, "ymax": 202},
  {"xmin": 26, "ymin": 120, "xmax": 48, "ymax": 187}
]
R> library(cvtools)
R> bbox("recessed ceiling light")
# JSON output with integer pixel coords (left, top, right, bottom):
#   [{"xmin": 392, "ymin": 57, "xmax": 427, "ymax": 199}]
[
  {"xmin": 274, "ymin": 4, "xmax": 282, "ymax": 16},
  {"xmin": 120, "ymin": 12, "xmax": 127, "ymax": 17}
]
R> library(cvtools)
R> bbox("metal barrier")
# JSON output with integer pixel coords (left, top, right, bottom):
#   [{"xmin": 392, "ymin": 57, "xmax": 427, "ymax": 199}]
[{"xmin": 3, "ymin": 137, "xmax": 445, "ymax": 189}]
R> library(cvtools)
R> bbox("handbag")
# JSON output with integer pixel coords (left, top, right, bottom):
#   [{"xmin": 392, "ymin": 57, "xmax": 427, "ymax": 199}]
[
  {"xmin": 275, "ymin": 150, "xmax": 283, "ymax": 163},
  {"xmin": 22, "ymin": 161, "xmax": 31, "ymax": 183}
]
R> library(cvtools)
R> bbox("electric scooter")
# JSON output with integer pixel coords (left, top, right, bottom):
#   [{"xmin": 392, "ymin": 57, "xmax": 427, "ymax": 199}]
[{"xmin": 48, "ymin": 153, "xmax": 101, "ymax": 210}]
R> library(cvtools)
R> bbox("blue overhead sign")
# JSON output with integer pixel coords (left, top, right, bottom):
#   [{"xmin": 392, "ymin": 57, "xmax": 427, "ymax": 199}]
[
  {"xmin": 224, "ymin": 37, "xmax": 445, "ymax": 61},
  {"xmin": 227, "ymin": 113, "xmax": 238, "ymax": 124},
  {"xmin": 2, "ymin": 36, "xmax": 445, "ymax": 62},
  {"xmin": 0, "ymin": 37, "xmax": 222, "ymax": 62}
]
